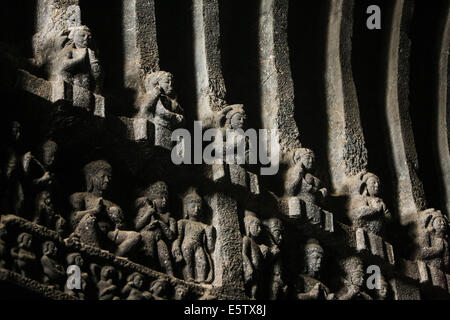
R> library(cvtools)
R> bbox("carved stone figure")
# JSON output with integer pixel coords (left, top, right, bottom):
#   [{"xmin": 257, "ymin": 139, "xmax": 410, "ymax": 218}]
[
  {"xmin": 336, "ymin": 256, "xmax": 372, "ymax": 300},
  {"xmin": 122, "ymin": 272, "xmax": 152, "ymax": 300},
  {"xmin": 218, "ymin": 104, "xmax": 248, "ymax": 164},
  {"xmin": 348, "ymin": 172, "xmax": 391, "ymax": 235},
  {"xmin": 49, "ymin": 25, "xmax": 103, "ymax": 93},
  {"xmin": 10, "ymin": 232, "xmax": 36, "ymax": 277},
  {"xmin": 418, "ymin": 208, "xmax": 449, "ymax": 272},
  {"xmin": 23, "ymin": 140, "xmax": 58, "ymax": 193},
  {"xmin": 284, "ymin": 148, "xmax": 328, "ymax": 223},
  {"xmin": 138, "ymin": 71, "xmax": 184, "ymax": 127},
  {"xmin": 134, "ymin": 181, "xmax": 176, "ymax": 275},
  {"xmin": 375, "ymin": 275, "xmax": 391, "ymax": 300},
  {"xmin": 242, "ymin": 213, "xmax": 266, "ymax": 299},
  {"xmin": 34, "ymin": 190, "xmax": 66, "ymax": 235},
  {"xmin": 265, "ymin": 218, "xmax": 287, "ymax": 300},
  {"xmin": 172, "ymin": 189, "xmax": 215, "ymax": 283},
  {"xmin": 149, "ymin": 278, "xmax": 171, "ymax": 300},
  {"xmin": 296, "ymin": 239, "xmax": 334, "ymax": 300},
  {"xmin": 69, "ymin": 160, "xmax": 140, "ymax": 256},
  {"xmin": 65, "ymin": 252, "xmax": 89, "ymax": 299},
  {"xmin": 41, "ymin": 240, "xmax": 65, "ymax": 289},
  {"xmin": 174, "ymin": 284, "xmax": 189, "ymax": 300},
  {"xmin": 95, "ymin": 265, "xmax": 120, "ymax": 300},
  {"xmin": 0, "ymin": 224, "xmax": 6, "ymax": 268}
]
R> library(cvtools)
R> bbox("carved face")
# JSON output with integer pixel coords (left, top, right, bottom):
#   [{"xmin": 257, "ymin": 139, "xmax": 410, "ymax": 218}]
[
  {"xmin": 433, "ymin": 217, "xmax": 447, "ymax": 236},
  {"xmin": 175, "ymin": 286, "xmax": 188, "ymax": 300},
  {"xmin": 377, "ymin": 280, "xmax": 389, "ymax": 299},
  {"xmin": 185, "ymin": 199, "xmax": 202, "ymax": 219},
  {"xmin": 73, "ymin": 254, "xmax": 84, "ymax": 267},
  {"xmin": 73, "ymin": 28, "xmax": 92, "ymax": 49},
  {"xmin": 306, "ymin": 250, "xmax": 323, "ymax": 275},
  {"xmin": 159, "ymin": 75, "xmax": 173, "ymax": 96},
  {"xmin": 153, "ymin": 196, "xmax": 168, "ymax": 213},
  {"xmin": 42, "ymin": 144, "xmax": 57, "ymax": 168},
  {"xmin": 366, "ymin": 177, "xmax": 380, "ymax": 196},
  {"xmin": 301, "ymin": 153, "xmax": 314, "ymax": 171},
  {"xmin": 101, "ymin": 266, "xmax": 114, "ymax": 280},
  {"xmin": 349, "ymin": 266, "xmax": 365, "ymax": 287},
  {"xmin": 19, "ymin": 233, "xmax": 32, "ymax": 249},
  {"xmin": 133, "ymin": 274, "xmax": 144, "ymax": 289},
  {"xmin": 230, "ymin": 112, "xmax": 245, "ymax": 130},
  {"xmin": 248, "ymin": 220, "xmax": 262, "ymax": 238},
  {"xmin": 151, "ymin": 280, "xmax": 167, "ymax": 297},
  {"xmin": 91, "ymin": 169, "xmax": 112, "ymax": 193},
  {"xmin": 270, "ymin": 226, "xmax": 283, "ymax": 245}
]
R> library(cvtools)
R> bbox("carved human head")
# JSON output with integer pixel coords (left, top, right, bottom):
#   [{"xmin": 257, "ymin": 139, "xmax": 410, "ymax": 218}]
[
  {"xmin": 422, "ymin": 208, "xmax": 449, "ymax": 237},
  {"xmin": 304, "ymin": 239, "xmax": 324, "ymax": 276},
  {"xmin": 266, "ymin": 218, "xmax": 284, "ymax": 245},
  {"xmin": 183, "ymin": 189, "xmax": 203, "ymax": 219},
  {"xmin": 67, "ymin": 253, "xmax": 84, "ymax": 268},
  {"xmin": 174, "ymin": 284, "xmax": 189, "ymax": 300},
  {"xmin": 68, "ymin": 25, "xmax": 92, "ymax": 49},
  {"xmin": 220, "ymin": 104, "xmax": 246, "ymax": 130},
  {"xmin": 17, "ymin": 232, "xmax": 32, "ymax": 249},
  {"xmin": 340, "ymin": 256, "xmax": 365, "ymax": 287},
  {"xmin": 145, "ymin": 71, "xmax": 174, "ymax": 96},
  {"xmin": 244, "ymin": 213, "xmax": 262, "ymax": 238},
  {"xmin": 293, "ymin": 148, "xmax": 315, "ymax": 171},
  {"xmin": 100, "ymin": 266, "xmax": 116, "ymax": 280},
  {"xmin": 150, "ymin": 278, "xmax": 169, "ymax": 297},
  {"xmin": 42, "ymin": 240, "xmax": 57, "ymax": 256},
  {"xmin": 40, "ymin": 140, "xmax": 58, "ymax": 168},
  {"xmin": 359, "ymin": 172, "xmax": 380, "ymax": 197},
  {"xmin": 376, "ymin": 276, "xmax": 389, "ymax": 300},
  {"xmin": 11, "ymin": 121, "xmax": 21, "ymax": 142},
  {"xmin": 127, "ymin": 272, "xmax": 145, "ymax": 290},
  {"xmin": 84, "ymin": 160, "xmax": 112, "ymax": 194},
  {"xmin": 146, "ymin": 181, "xmax": 169, "ymax": 213}
]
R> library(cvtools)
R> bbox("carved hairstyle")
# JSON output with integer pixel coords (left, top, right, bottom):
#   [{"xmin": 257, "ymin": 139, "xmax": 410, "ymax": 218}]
[
  {"xmin": 17, "ymin": 232, "xmax": 32, "ymax": 244},
  {"xmin": 304, "ymin": 238, "xmax": 324, "ymax": 256},
  {"xmin": 421, "ymin": 208, "xmax": 449, "ymax": 231},
  {"xmin": 127, "ymin": 272, "xmax": 144, "ymax": 284},
  {"xmin": 68, "ymin": 25, "xmax": 91, "ymax": 41},
  {"xmin": 183, "ymin": 188, "xmax": 202, "ymax": 218},
  {"xmin": 144, "ymin": 71, "xmax": 173, "ymax": 91},
  {"xmin": 145, "ymin": 181, "xmax": 169, "ymax": 201},
  {"xmin": 219, "ymin": 104, "xmax": 246, "ymax": 128},
  {"xmin": 150, "ymin": 278, "xmax": 169, "ymax": 294},
  {"xmin": 39, "ymin": 140, "xmax": 58, "ymax": 158},
  {"xmin": 357, "ymin": 171, "xmax": 380, "ymax": 196},
  {"xmin": 339, "ymin": 256, "xmax": 364, "ymax": 274},
  {"xmin": 266, "ymin": 218, "xmax": 284, "ymax": 232},
  {"xmin": 83, "ymin": 160, "xmax": 112, "ymax": 192},
  {"xmin": 244, "ymin": 215, "xmax": 261, "ymax": 236},
  {"xmin": 66, "ymin": 252, "xmax": 83, "ymax": 265},
  {"xmin": 293, "ymin": 148, "xmax": 314, "ymax": 165},
  {"xmin": 100, "ymin": 265, "xmax": 116, "ymax": 279},
  {"xmin": 42, "ymin": 240, "xmax": 56, "ymax": 255}
]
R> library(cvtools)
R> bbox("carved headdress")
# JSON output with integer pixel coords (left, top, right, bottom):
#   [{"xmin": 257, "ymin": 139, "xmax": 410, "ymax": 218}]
[
  {"xmin": 219, "ymin": 104, "xmax": 246, "ymax": 128},
  {"xmin": 83, "ymin": 160, "xmax": 112, "ymax": 192}
]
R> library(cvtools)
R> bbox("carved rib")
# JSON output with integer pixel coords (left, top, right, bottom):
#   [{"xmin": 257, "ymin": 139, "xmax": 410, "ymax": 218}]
[
  {"xmin": 384, "ymin": 0, "xmax": 425, "ymax": 225},
  {"xmin": 323, "ymin": 0, "xmax": 368, "ymax": 193},
  {"xmin": 436, "ymin": 3, "xmax": 450, "ymax": 216}
]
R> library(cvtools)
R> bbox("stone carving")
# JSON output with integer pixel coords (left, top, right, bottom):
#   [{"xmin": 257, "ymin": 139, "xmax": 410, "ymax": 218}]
[
  {"xmin": 242, "ymin": 213, "xmax": 266, "ymax": 299},
  {"xmin": 285, "ymin": 148, "xmax": 328, "ymax": 223},
  {"xmin": 174, "ymin": 283, "xmax": 189, "ymax": 300},
  {"xmin": 134, "ymin": 181, "xmax": 176, "ymax": 275},
  {"xmin": 172, "ymin": 189, "xmax": 215, "ymax": 283},
  {"xmin": 218, "ymin": 104, "xmax": 248, "ymax": 165},
  {"xmin": 418, "ymin": 208, "xmax": 449, "ymax": 272},
  {"xmin": 94, "ymin": 265, "xmax": 121, "ymax": 300},
  {"xmin": 33, "ymin": 190, "xmax": 66, "ymax": 235},
  {"xmin": 65, "ymin": 252, "xmax": 88, "ymax": 300},
  {"xmin": 149, "ymin": 278, "xmax": 171, "ymax": 300},
  {"xmin": 295, "ymin": 239, "xmax": 334, "ymax": 300},
  {"xmin": 348, "ymin": 172, "xmax": 391, "ymax": 235},
  {"xmin": 10, "ymin": 232, "xmax": 36, "ymax": 277},
  {"xmin": 336, "ymin": 256, "xmax": 372, "ymax": 300},
  {"xmin": 375, "ymin": 274, "xmax": 391, "ymax": 300},
  {"xmin": 265, "ymin": 218, "xmax": 287, "ymax": 300},
  {"xmin": 69, "ymin": 160, "xmax": 140, "ymax": 256},
  {"xmin": 0, "ymin": 224, "xmax": 6, "ymax": 268},
  {"xmin": 41, "ymin": 240, "xmax": 65, "ymax": 289},
  {"xmin": 122, "ymin": 272, "xmax": 152, "ymax": 300}
]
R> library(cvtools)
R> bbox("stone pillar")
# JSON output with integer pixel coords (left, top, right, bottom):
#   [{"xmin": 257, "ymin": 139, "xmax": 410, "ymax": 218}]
[
  {"xmin": 258, "ymin": 0, "xmax": 300, "ymax": 153},
  {"xmin": 324, "ymin": 0, "xmax": 368, "ymax": 194}
]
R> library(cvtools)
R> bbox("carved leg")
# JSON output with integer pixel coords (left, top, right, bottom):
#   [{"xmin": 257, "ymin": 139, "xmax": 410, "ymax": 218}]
[
  {"xmin": 181, "ymin": 245, "xmax": 195, "ymax": 282},
  {"xmin": 194, "ymin": 247, "xmax": 208, "ymax": 283},
  {"xmin": 114, "ymin": 231, "xmax": 141, "ymax": 257},
  {"xmin": 156, "ymin": 240, "xmax": 174, "ymax": 276}
]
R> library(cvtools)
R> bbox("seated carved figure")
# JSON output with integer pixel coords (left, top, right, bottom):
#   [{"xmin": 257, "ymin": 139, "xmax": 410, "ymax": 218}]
[
  {"xmin": 172, "ymin": 189, "xmax": 215, "ymax": 283},
  {"xmin": 419, "ymin": 208, "xmax": 449, "ymax": 272},
  {"xmin": 10, "ymin": 232, "xmax": 36, "ymax": 278},
  {"xmin": 336, "ymin": 256, "xmax": 372, "ymax": 300},
  {"xmin": 49, "ymin": 25, "xmax": 102, "ymax": 93},
  {"xmin": 149, "ymin": 278, "xmax": 170, "ymax": 300},
  {"xmin": 122, "ymin": 272, "xmax": 152, "ymax": 300},
  {"xmin": 93, "ymin": 265, "xmax": 120, "ymax": 300},
  {"xmin": 41, "ymin": 240, "xmax": 65, "ymax": 289},
  {"xmin": 296, "ymin": 239, "xmax": 334, "ymax": 300},
  {"xmin": 242, "ymin": 212, "xmax": 268, "ymax": 299},
  {"xmin": 174, "ymin": 284, "xmax": 189, "ymax": 300},
  {"xmin": 348, "ymin": 172, "xmax": 391, "ymax": 235},
  {"xmin": 65, "ymin": 252, "xmax": 89, "ymax": 300},
  {"xmin": 138, "ymin": 71, "xmax": 184, "ymax": 128},
  {"xmin": 69, "ymin": 160, "xmax": 140, "ymax": 257},
  {"xmin": 134, "ymin": 181, "xmax": 176, "ymax": 275}
]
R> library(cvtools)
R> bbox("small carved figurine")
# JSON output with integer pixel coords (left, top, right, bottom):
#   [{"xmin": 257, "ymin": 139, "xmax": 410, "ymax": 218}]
[
  {"xmin": 348, "ymin": 172, "xmax": 391, "ymax": 235},
  {"xmin": 296, "ymin": 239, "xmax": 334, "ymax": 300},
  {"xmin": 265, "ymin": 218, "xmax": 287, "ymax": 300},
  {"xmin": 172, "ymin": 189, "xmax": 215, "ymax": 283},
  {"xmin": 34, "ymin": 190, "xmax": 66, "ymax": 235},
  {"xmin": 219, "ymin": 104, "xmax": 248, "ymax": 165},
  {"xmin": 336, "ymin": 256, "xmax": 372, "ymax": 300},
  {"xmin": 174, "ymin": 284, "xmax": 189, "ymax": 300},
  {"xmin": 69, "ymin": 160, "xmax": 140, "ymax": 256},
  {"xmin": 122, "ymin": 272, "xmax": 152, "ymax": 300},
  {"xmin": 65, "ymin": 252, "xmax": 89, "ymax": 299},
  {"xmin": 149, "ymin": 278, "xmax": 171, "ymax": 300},
  {"xmin": 95, "ymin": 265, "xmax": 120, "ymax": 300},
  {"xmin": 41, "ymin": 240, "xmax": 65, "ymax": 289},
  {"xmin": 10, "ymin": 232, "xmax": 36, "ymax": 277},
  {"xmin": 134, "ymin": 181, "xmax": 176, "ymax": 275}
]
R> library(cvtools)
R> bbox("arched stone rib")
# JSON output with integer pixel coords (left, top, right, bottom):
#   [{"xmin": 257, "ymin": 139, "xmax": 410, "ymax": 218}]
[
  {"xmin": 258, "ymin": 0, "xmax": 300, "ymax": 153},
  {"xmin": 384, "ymin": 0, "xmax": 425, "ymax": 225},
  {"xmin": 323, "ymin": 0, "xmax": 368, "ymax": 194}
]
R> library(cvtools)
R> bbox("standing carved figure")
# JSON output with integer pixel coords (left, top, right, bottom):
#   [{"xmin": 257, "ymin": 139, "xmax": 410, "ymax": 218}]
[
  {"xmin": 69, "ymin": 160, "xmax": 140, "ymax": 256},
  {"xmin": 134, "ymin": 181, "xmax": 176, "ymax": 275},
  {"xmin": 336, "ymin": 256, "xmax": 372, "ymax": 300},
  {"xmin": 265, "ymin": 218, "xmax": 287, "ymax": 300},
  {"xmin": 296, "ymin": 239, "xmax": 334, "ymax": 300},
  {"xmin": 172, "ymin": 189, "xmax": 215, "ymax": 283},
  {"xmin": 41, "ymin": 240, "xmax": 65, "ymax": 289},
  {"xmin": 49, "ymin": 25, "xmax": 103, "ymax": 93},
  {"xmin": 10, "ymin": 232, "xmax": 36, "ymax": 278},
  {"xmin": 418, "ymin": 208, "xmax": 449, "ymax": 273},
  {"xmin": 348, "ymin": 172, "xmax": 391, "ymax": 235}
]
